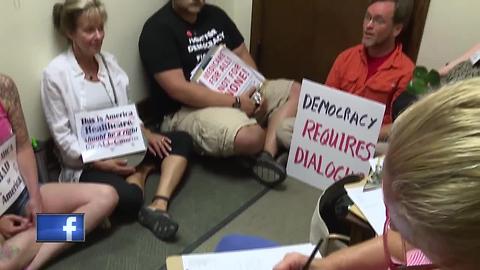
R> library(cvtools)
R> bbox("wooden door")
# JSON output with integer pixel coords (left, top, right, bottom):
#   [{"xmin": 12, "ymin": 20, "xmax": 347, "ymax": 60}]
[{"xmin": 250, "ymin": 0, "xmax": 430, "ymax": 83}]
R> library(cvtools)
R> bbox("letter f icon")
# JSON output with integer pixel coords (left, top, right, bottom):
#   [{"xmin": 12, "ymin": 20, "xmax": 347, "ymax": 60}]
[{"xmin": 63, "ymin": 217, "xmax": 77, "ymax": 241}]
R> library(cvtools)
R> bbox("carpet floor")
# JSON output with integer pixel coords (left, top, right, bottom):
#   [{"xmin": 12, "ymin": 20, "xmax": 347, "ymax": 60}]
[{"xmin": 45, "ymin": 156, "xmax": 268, "ymax": 270}]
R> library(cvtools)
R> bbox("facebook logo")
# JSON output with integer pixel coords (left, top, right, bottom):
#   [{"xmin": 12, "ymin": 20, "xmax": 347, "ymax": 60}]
[{"xmin": 36, "ymin": 214, "xmax": 85, "ymax": 242}]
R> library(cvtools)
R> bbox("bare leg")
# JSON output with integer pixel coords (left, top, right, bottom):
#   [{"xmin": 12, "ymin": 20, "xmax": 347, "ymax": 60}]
[
  {"xmin": 126, "ymin": 164, "xmax": 155, "ymax": 193},
  {"xmin": 0, "ymin": 228, "xmax": 39, "ymax": 270},
  {"xmin": 249, "ymin": 82, "xmax": 300, "ymax": 186},
  {"xmin": 264, "ymin": 82, "xmax": 301, "ymax": 157},
  {"xmin": 137, "ymin": 155, "xmax": 187, "ymax": 241},
  {"xmin": 234, "ymin": 124, "xmax": 265, "ymax": 156},
  {"xmin": 26, "ymin": 183, "xmax": 118, "ymax": 270},
  {"xmin": 149, "ymin": 155, "xmax": 187, "ymax": 211}
]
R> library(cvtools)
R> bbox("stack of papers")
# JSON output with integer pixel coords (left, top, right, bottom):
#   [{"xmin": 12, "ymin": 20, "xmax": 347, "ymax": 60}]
[{"xmin": 345, "ymin": 185, "xmax": 386, "ymax": 235}]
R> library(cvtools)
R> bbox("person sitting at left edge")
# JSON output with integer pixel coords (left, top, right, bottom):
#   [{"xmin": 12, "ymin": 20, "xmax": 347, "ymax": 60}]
[
  {"xmin": 41, "ymin": 0, "xmax": 193, "ymax": 241},
  {"xmin": 0, "ymin": 74, "xmax": 118, "ymax": 270}
]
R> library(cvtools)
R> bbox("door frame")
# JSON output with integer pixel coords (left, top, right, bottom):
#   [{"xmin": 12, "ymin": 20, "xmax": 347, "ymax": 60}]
[{"xmin": 400, "ymin": 0, "xmax": 431, "ymax": 61}]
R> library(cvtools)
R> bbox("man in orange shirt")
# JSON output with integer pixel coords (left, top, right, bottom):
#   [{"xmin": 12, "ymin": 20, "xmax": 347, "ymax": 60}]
[{"xmin": 277, "ymin": 0, "xmax": 414, "ymax": 152}]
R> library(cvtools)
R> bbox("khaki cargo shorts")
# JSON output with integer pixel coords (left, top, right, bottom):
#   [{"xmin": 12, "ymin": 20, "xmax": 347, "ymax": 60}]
[{"xmin": 161, "ymin": 79, "xmax": 293, "ymax": 156}]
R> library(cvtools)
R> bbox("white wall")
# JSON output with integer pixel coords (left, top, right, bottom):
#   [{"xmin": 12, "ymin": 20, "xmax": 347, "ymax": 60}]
[
  {"xmin": 0, "ymin": 0, "xmax": 170, "ymax": 139},
  {"xmin": 416, "ymin": 0, "xmax": 480, "ymax": 69},
  {"xmin": 208, "ymin": 0, "xmax": 252, "ymax": 47},
  {"xmin": 0, "ymin": 0, "xmax": 252, "ymax": 140},
  {"xmin": 232, "ymin": 1, "xmax": 253, "ymax": 48}
]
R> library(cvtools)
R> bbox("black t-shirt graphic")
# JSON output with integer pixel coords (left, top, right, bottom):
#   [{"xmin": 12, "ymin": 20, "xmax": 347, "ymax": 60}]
[{"xmin": 139, "ymin": 3, "xmax": 244, "ymax": 118}]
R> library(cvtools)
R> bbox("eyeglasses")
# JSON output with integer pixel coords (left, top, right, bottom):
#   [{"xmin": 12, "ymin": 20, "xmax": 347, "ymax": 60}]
[
  {"xmin": 383, "ymin": 214, "xmax": 438, "ymax": 270},
  {"xmin": 364, "ymin": 13, "xmax": 388, "ymax": 26}
]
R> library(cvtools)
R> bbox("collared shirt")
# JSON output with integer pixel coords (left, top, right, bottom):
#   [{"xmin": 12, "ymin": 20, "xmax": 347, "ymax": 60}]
[
  {"xmin": 325, "ymin": 44, "xmax": 414, "ymax": 125},
  {"xmin": 41, "ymin": 48, "xmax": 130, "ymax": 182}
]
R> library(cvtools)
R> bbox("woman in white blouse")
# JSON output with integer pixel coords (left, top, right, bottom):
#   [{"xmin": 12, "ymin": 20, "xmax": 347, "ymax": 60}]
[{"xmin": 41, "ymin": 0, "xmax": 193, "ymax": 241}]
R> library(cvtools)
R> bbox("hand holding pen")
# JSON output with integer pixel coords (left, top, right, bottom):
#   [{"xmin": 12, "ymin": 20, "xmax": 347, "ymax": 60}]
[{"xmin": 273, "ymin": 239, "xmax": 323, "ymax": 270}]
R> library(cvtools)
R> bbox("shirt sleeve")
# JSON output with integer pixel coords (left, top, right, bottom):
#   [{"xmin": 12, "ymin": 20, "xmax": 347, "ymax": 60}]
[
  {"xmin": 325, "ymin": 55, "xmax": 342, "ymax": 89},
  {"xmin": 40, "ymin": 71, "xmax": 82, "ymax": 162},
  {"xmin": 139, "ymin": 21, "xmax": 183, "ymax": 75}
]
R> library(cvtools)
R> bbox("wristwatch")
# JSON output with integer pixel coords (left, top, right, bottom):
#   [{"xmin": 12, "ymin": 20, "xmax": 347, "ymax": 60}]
[
  {"xmin": 251, "ymin": 91, "xmax": 262, "ymax": 107},
  {"xmin": 232, "ymin": 96, "xmax": 241, "ymax": 108}
]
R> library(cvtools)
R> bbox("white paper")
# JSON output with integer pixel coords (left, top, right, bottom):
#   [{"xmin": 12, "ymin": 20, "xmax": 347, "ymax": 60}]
[
  {"xmin": 182, "ymin": 243, "xmax": 320, "ymax": 270},
  {"xmin": 369, "ymin": 156, "xmax": 384, "ymax": 172},
  {"xmin": 0, "ymin": 135, "xmax": 26, "ymax": 215},
  {"xmin": 345, "ymin": 185, "xmax": 386, "ymax": 235}
]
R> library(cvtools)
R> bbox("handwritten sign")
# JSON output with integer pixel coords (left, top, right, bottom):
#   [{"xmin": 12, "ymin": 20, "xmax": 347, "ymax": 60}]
[
  {"xmin": 75, "ymin": 105, "xmax": 146, "ymax": 163},
  {"xmin": 191, "ymin": 45, "xmax": 265, "ymax": 96},
  {"xmin": 0, "ymin": 135, "xmax": 26, "ymax": 215},
  {"xmin": 286, "ymin": 79, "xmax": 385, "ymax": 190}
]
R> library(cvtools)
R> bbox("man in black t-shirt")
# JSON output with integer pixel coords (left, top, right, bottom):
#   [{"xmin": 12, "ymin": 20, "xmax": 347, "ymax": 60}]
[{"xmin": 139, "ymin": 0, "xmax": 301, "ymax": 187}]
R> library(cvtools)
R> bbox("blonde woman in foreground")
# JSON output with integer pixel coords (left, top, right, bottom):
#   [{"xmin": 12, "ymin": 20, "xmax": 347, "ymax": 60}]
[{"xmin": 275, "ymin": 78, "xmax": 480, "ymax": 269}]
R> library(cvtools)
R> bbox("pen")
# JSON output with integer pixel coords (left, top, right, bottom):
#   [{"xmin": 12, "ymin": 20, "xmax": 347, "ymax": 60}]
[{"xmin": 302, "ymin": 238, "xmax": 323, "ymax": 270}]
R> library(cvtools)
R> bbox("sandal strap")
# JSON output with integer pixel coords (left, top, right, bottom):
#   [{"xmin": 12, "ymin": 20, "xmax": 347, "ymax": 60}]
[{"xmin": 152, "ymin": 195, "xmax": 170, "ymax": 203}]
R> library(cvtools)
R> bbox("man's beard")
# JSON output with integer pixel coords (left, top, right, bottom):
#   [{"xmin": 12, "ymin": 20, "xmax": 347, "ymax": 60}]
[{"xmin": 362, "ymin": 36, "xmax": 376, "ymax": 47}]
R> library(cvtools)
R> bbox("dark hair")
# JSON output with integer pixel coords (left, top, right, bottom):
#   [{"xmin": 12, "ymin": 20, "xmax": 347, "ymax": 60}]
[
  {"xmin": 368, "ymin": 0, "xmax": 413, "ymax": 26},
  {"xmin": 52, "ymin": 0, "xmax": 107, "ymax": 37}
]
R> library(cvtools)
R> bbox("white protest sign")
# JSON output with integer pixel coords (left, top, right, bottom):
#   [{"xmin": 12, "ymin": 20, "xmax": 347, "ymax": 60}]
[
  {"xmin": 0, "ymin": 135, "xmax": 26, "ymax": 215},
  {"xmin": 191, "ymin": 45, "xmax": 265, "ymax": 96},
  {"xmin": 287, "ymin": 79, "xmax": 385, "ymax": 190},
  {"xmin": 75, "ymin": 104, "xmax": 146, "ymax": 163}
]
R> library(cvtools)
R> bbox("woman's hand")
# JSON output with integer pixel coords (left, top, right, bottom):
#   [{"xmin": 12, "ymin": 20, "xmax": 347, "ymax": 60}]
[
  {"xmin": 145, "ymin": 132, "xmax": 172, "ymax": 158},
  {"xmin": 274, "ymin": 252, "xmax": 326, "ymax": 270},
  {"xmin": 25, "ymin": 196, "xmax": 43, "ymax": 224},
  {"xmin": 273, "ymin": 253, "xmax": 309, "ymax": 270},
  {"xmin": 92, "ymin": 159, "xmax": 136, "ymax": 176},
  {"xmin": 0, "ymin": 215, "xmax": 31, "ymax": 238}
]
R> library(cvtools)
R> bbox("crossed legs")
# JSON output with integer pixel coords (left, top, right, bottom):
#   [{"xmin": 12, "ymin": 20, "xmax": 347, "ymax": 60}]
[
  {"xmin": 0, "ymin": 183, "xmax": 118, "ymax": 270},
  {"xmin": 235, "ymin": 81, "xmax": 301, "ymax": 186},
  {"xmin": 234, "ymin": 81, "xmax": 301, "ymax": 156},
  {"xmin": 258, "ymin": 81, "xmax": 300, "ymax": 157}
]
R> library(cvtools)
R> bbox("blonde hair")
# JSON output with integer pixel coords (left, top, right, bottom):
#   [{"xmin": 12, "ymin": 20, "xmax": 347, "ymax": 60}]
[
  {"xmin": 53, "ymin": 0, "xmax": 107, "ymax": 37},
  {"xmin": 386, "ymin": 78, "xmax": 480, "ymax": 268}
]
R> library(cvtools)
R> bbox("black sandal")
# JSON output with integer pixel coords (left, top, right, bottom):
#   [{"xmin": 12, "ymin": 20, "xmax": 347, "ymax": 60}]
[
  {"xmin": 138, "ymin": 196, "xmax": 178, "ymax": 241},
  {"xmin": 251, "ymin": 151, "xmax": 287, "ymax": 187}
]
